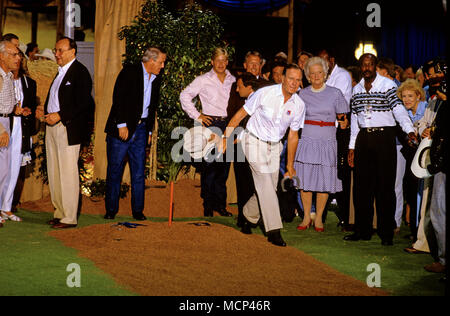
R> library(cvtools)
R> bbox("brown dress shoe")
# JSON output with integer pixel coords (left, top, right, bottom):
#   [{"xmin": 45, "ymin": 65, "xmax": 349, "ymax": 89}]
[
  {"xmin": 424, "ymin": 262, "xmax": 446, "ymax": 273},
  {"xmin": 47, "ymin": 218, "xmax": 61, "ymax": 226},
  {"xmin": 404, "ymin": 247, "xmax": 428, "ymax": 254},
  {"xmin": 52, "ymin": 223, "xmax": 77, "ymax": 229}
]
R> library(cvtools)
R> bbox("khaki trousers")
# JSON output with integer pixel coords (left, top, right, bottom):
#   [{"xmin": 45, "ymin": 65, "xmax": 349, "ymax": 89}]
[
  {"xmin": 241, "ymin": 132, "xmax": 283, "ymax": 232},
  {"xmin": 45, "ymin": 123, "xmax": 80, "ymax": 225}
]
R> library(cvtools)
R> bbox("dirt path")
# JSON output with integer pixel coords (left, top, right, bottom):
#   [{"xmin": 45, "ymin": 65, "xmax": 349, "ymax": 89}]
[{"xmin": 49, "ymin": 221, "xmax": 387, "ymax": 296}]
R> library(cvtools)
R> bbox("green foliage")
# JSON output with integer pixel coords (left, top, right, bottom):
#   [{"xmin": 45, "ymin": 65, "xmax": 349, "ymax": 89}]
[
  {"xmin": 118, "ymin": 0, "xmax": 234, "ymax": 182},
  {"xmin": 83, "ymin": 178, "xmax": 130, "ymax": 199}
]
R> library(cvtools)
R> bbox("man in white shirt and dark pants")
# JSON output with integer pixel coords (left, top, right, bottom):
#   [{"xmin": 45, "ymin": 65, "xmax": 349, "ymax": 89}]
[
  {"xmin": 222, "ymin": 63, "xmax": 306, "ymax": 247},
  {"xmin": 345, "ymin": 53, "xmax": 418, "ymax": 245},
  {"xmin": 318, "ymin": 49, "xmax": 353, "ymax": 228}
]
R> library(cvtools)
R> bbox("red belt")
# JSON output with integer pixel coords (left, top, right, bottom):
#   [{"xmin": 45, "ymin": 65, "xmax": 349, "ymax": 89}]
[{"xmin": 304, "ymin": 120, "xmax": 335, "ymax": 127}]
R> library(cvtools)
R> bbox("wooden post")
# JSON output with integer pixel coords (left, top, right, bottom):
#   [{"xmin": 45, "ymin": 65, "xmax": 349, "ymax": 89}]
[
  {"xmin": 31, "ymin": 9, "xmax": 38, "ymax": 43},
  {"xmin": 56, "ymin": 0, "xmax": 65, "ymax": 40},
  {"xmin": 287, "ymin": 0, "xmax": 294, "ymax": 63}
]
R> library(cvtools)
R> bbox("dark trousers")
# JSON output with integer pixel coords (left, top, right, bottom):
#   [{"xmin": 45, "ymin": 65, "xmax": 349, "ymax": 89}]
[
  {"xmin": 335, "ymin": 128, "xmax": 351, "ymax": 224},
  {"xmin": 201, "ymin": 119, "xmax": 230, "ymax": 211},
  {"xmin": 105, "ymin": 122, "xmax": 147, "ymax": 215},
  {"xmin": 335, "ymin": 165, "xmax": 352, "ymax": 224},
  {"xmin": 403, "ymin": 152, "xmax": 419, "ymax": 240},
  {"xmin": 353, "ymin": 127, "xmax": 397, "ymax": 241},
  {"xmin": 233, "ymin": 142, "xmax": 255, "ymax": 225}
]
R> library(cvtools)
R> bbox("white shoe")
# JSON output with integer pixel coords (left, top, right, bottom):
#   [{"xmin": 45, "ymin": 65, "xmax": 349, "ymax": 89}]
[{"xmin": 0, "ymin": 211, "xmax": 22, "ymax": 222}]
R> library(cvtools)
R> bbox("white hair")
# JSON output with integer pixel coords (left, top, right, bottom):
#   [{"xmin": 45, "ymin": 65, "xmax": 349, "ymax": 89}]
[
  {"xmin": 142, "ymin": 47, "xmax": 162, "ymax": 63},
  {"xmin": 304, "ymin": 56, "xmax": 329, "ymax": 81},
  {"xmin": 0, "ymin": 41, "xmax": 8, "ymax": 55}
]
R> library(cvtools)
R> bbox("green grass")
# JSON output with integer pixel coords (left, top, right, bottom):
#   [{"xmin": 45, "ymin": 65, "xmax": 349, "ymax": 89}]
[
  {"xmin": 0, "ymin": 210, "xmax": 136, "ymax": 296},
  {"xmin": 0, "ymin": 208, "xmax": 445, "ymax": 296},
  {"xmin": 207, "ymin": 210, "xmax": 445, "ymax": 296}
]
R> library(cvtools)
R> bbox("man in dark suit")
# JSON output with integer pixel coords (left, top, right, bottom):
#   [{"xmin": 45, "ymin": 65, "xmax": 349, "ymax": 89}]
[
  {"xmin": 104, "ymin": 47, "xmax": 166, "ymax": 220},
  {"xmin": 43, "ymin": 37, "xmax": 94, "ymax": 229}
]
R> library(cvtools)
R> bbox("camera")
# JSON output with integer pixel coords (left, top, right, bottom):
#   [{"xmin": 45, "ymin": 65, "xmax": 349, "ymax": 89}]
[{"xmin": 425, "ymin": 59, "xmax": 447, "ymax": 95}]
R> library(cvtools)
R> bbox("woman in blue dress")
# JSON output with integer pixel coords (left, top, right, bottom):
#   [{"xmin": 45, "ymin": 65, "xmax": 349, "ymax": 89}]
[{"xmin": 295, "ymin": 57, "xmax": 349, "ymax": 232}]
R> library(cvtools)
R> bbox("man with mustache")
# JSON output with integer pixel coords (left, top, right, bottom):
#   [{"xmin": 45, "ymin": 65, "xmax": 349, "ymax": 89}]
[{"xmin": 345, "ymin": 53, "xmax": 418, "ymax": 246}]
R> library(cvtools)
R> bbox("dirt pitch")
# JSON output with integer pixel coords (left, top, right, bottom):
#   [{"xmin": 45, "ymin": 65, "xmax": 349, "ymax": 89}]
[{"xmin": 25, "ymin": 179, "xmax": 387, "ymax": 296}]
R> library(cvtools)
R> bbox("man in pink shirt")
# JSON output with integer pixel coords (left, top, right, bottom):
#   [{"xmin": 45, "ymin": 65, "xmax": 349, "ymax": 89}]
[{"xmin": 180, "ymin": 48, "xmax": 236, "ymax": 217}]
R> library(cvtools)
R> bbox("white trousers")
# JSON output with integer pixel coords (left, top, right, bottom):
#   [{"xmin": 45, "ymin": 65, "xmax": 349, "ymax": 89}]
[
  {"xmin": 0, "ymin": 117, "xmax": 12, "ymax": 205},
  {"xmin": 1, "ymin": 116, "xmax": 23, "ymax": 212},
  {"xmin": 46, "ymin": 123, "xmax": 80, "ymax": 225},
  {"xmin": 241, "ymin": 132, "xmax": 283, "ymax": 232},
  {"xmin": 430, "ymin": 172, "xmax": 446, "ymax": 265},
  {"xmin": 413, "ymin": 178, "xmax": 430, "ymax": 252},
  {"xmin": 394, "ymin": 144, "xmax": 406, "ymax": 227}
]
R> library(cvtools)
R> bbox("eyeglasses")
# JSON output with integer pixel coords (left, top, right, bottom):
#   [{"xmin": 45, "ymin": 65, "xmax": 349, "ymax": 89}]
[
  {"xmin": 52, "ymin": 48, "xmax": 72, "ymax": 54},
  {"xmin": 6, "ymin": 51, "xmax": 21, "ymax": 58}
]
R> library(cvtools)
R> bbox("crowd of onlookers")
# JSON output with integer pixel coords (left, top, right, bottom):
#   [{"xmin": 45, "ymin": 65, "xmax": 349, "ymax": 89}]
[
  {"xmin": 183, "ymin": 46, "xmax": 446, "ymax": 275},
  {"xmin": 0, "ymin": 30, "xmax": 446, "ymax": 279}
]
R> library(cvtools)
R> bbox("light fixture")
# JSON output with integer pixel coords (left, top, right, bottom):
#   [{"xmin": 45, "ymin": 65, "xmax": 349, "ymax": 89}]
[{"xmin": 354, "ymin": 42, "xmax": 377, "ymax": 60}]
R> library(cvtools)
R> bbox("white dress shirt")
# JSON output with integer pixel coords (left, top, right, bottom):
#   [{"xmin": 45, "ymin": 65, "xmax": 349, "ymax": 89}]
[
  {"xmin": 47, "ymin": 58, "xmax": 76, "ymax": 114},
  {"xmin": 349, "ymin": 74, "xmax": 414, "ymax": 149},
  {"xmin": 243, "ymin": 84, "xmax": 306, "ymax": 142},
  {"xmin": 180, "ymin": 68, "xmax": 235, "ymax": 120},
  {"xmin": 326, "ymin": 64, "xmax": 352, "ymax": 105}
]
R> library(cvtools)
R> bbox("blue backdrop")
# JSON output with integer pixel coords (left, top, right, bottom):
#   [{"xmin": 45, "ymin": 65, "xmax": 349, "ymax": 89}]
[{"xmin": 379, "ymin": 22, "xmax": 447, "ymax": 68}]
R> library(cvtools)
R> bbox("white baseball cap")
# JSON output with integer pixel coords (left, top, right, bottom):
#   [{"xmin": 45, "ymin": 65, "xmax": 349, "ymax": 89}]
[
  {"xmin": 183, "ymin": 126, "xmax": 220, "ymax": 160},
  {"xmin": 35, "ymin": 48, "xmax": 56, "ymax": 63},
  {"xmin": 411, "ymin": 137, "xmax": 433, "ymax": 179}
]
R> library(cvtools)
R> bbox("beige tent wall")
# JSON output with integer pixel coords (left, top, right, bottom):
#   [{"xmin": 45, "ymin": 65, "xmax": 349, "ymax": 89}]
[{"xmin": 93, "ymin": 0, "xmax": 148, "ymax": 182}]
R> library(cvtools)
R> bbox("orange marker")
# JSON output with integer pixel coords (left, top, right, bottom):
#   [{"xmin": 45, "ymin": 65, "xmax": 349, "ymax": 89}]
[{"xmin": 169, "ymin": 181, "xmax": 174, "ymax": 227}]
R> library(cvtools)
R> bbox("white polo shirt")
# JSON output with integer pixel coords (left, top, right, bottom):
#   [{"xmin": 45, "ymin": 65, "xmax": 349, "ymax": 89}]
[{"xmin": 243, "ymin": 84, "xmax": 305, "ymax": 142}]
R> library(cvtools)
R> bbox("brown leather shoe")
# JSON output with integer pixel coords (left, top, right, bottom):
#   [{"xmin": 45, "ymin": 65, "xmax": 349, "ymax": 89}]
[
  {"xmin": 0, "ymin": 222, "xmax": 3, "ymax": 228},
  {"xmin": 47, "ymin": 218, "xmax": 61, "ymax": 226},
  {"xmin": 424, "ymin": 262, "xmax": 446, "ymax": 273},
  {"xmin": 404, "ymin": 247, "xmax": 428, "ymax": 254},
  {"xmin": 52, "ymin": 223, "xmax": 77, "ymax": 229}
]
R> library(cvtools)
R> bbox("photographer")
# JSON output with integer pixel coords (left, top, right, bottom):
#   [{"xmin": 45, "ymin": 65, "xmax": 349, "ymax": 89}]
[{"xmin": 416, "ymin": 59, "xmax": 447, "ymax": 274}]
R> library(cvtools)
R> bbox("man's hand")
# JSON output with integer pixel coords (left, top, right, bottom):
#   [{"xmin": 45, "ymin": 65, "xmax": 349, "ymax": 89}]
[
  {"xmin": 284, "ymin": 165, "xmax": 296, "ymax": 178},
  {"xmin": 0, "ymin": 131, "xmax": 9, "ymax": 148},
  {"xmin": 198, "ymin": 114, "xmax": 213, "ymax": 127},
  {"xmin": 22, "ymin": 107, "xmax": 32, "ymax": 117},
  {"xmin": 337, "ymin": 114, "xmax": 349, "ymax": 129},
  {"xmin": 14, "ymin": 105, "xmax": 23, "ymax": 116},
  {"xmin": 35, "ymin": 106, "xmax": 44, "ymax": 121},
  {"xmin": 421, "ymin": 128, "xmax": 431, "ymax": 139},
  {"xmin": 348, "ymin": 149, "xmax": 355, "ymax": 168},
  {"xmin": 407, "ymin": 132, "xmax": 419, "ymax": 147},
  {"xmin": 118, "ymin": 126, "xmax": 129, "ymax": 141},
  {"xmin": 44, "ymin": 112, "xmax": 61, "ymax": 126},
  {"xmin": 436, "ymin": 90, "xmax": 447, "ymax": 101}
]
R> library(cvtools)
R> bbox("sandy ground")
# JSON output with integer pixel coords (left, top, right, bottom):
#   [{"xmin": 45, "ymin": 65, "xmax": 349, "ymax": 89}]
[
  {"xmin": 49, "ymin": 221, "xmax": 387, "ymax": 296},
  {"xmin": 24, "ymin": 178, "xmax": 386, "ymax": 296}
]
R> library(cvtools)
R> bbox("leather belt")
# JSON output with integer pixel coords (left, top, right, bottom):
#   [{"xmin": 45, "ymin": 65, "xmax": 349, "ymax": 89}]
[
  {"xmin": 46, "ymin": 120, "xmax": 61, "ymax": 127},
  {"xmin": 0, "ymin": 113, "xmax": 12, "ymax": 118},
  {"xmin": 208, "ymin": 115, "xmax": 227, "ymax": 121},
  {"xmin": 304, "ymin": 120, "xmax": 335, "ymax": 127},
  {"xmin": 138, "ymin": 118, "xmax": 147, "ymax": 125},
  {"xmin": 361, "ymin": 127, "xmax": 387, "ymax": 133},
  {"xmin": 246, "ymin": 129, "xmax": 279, "ymax": 145}
]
